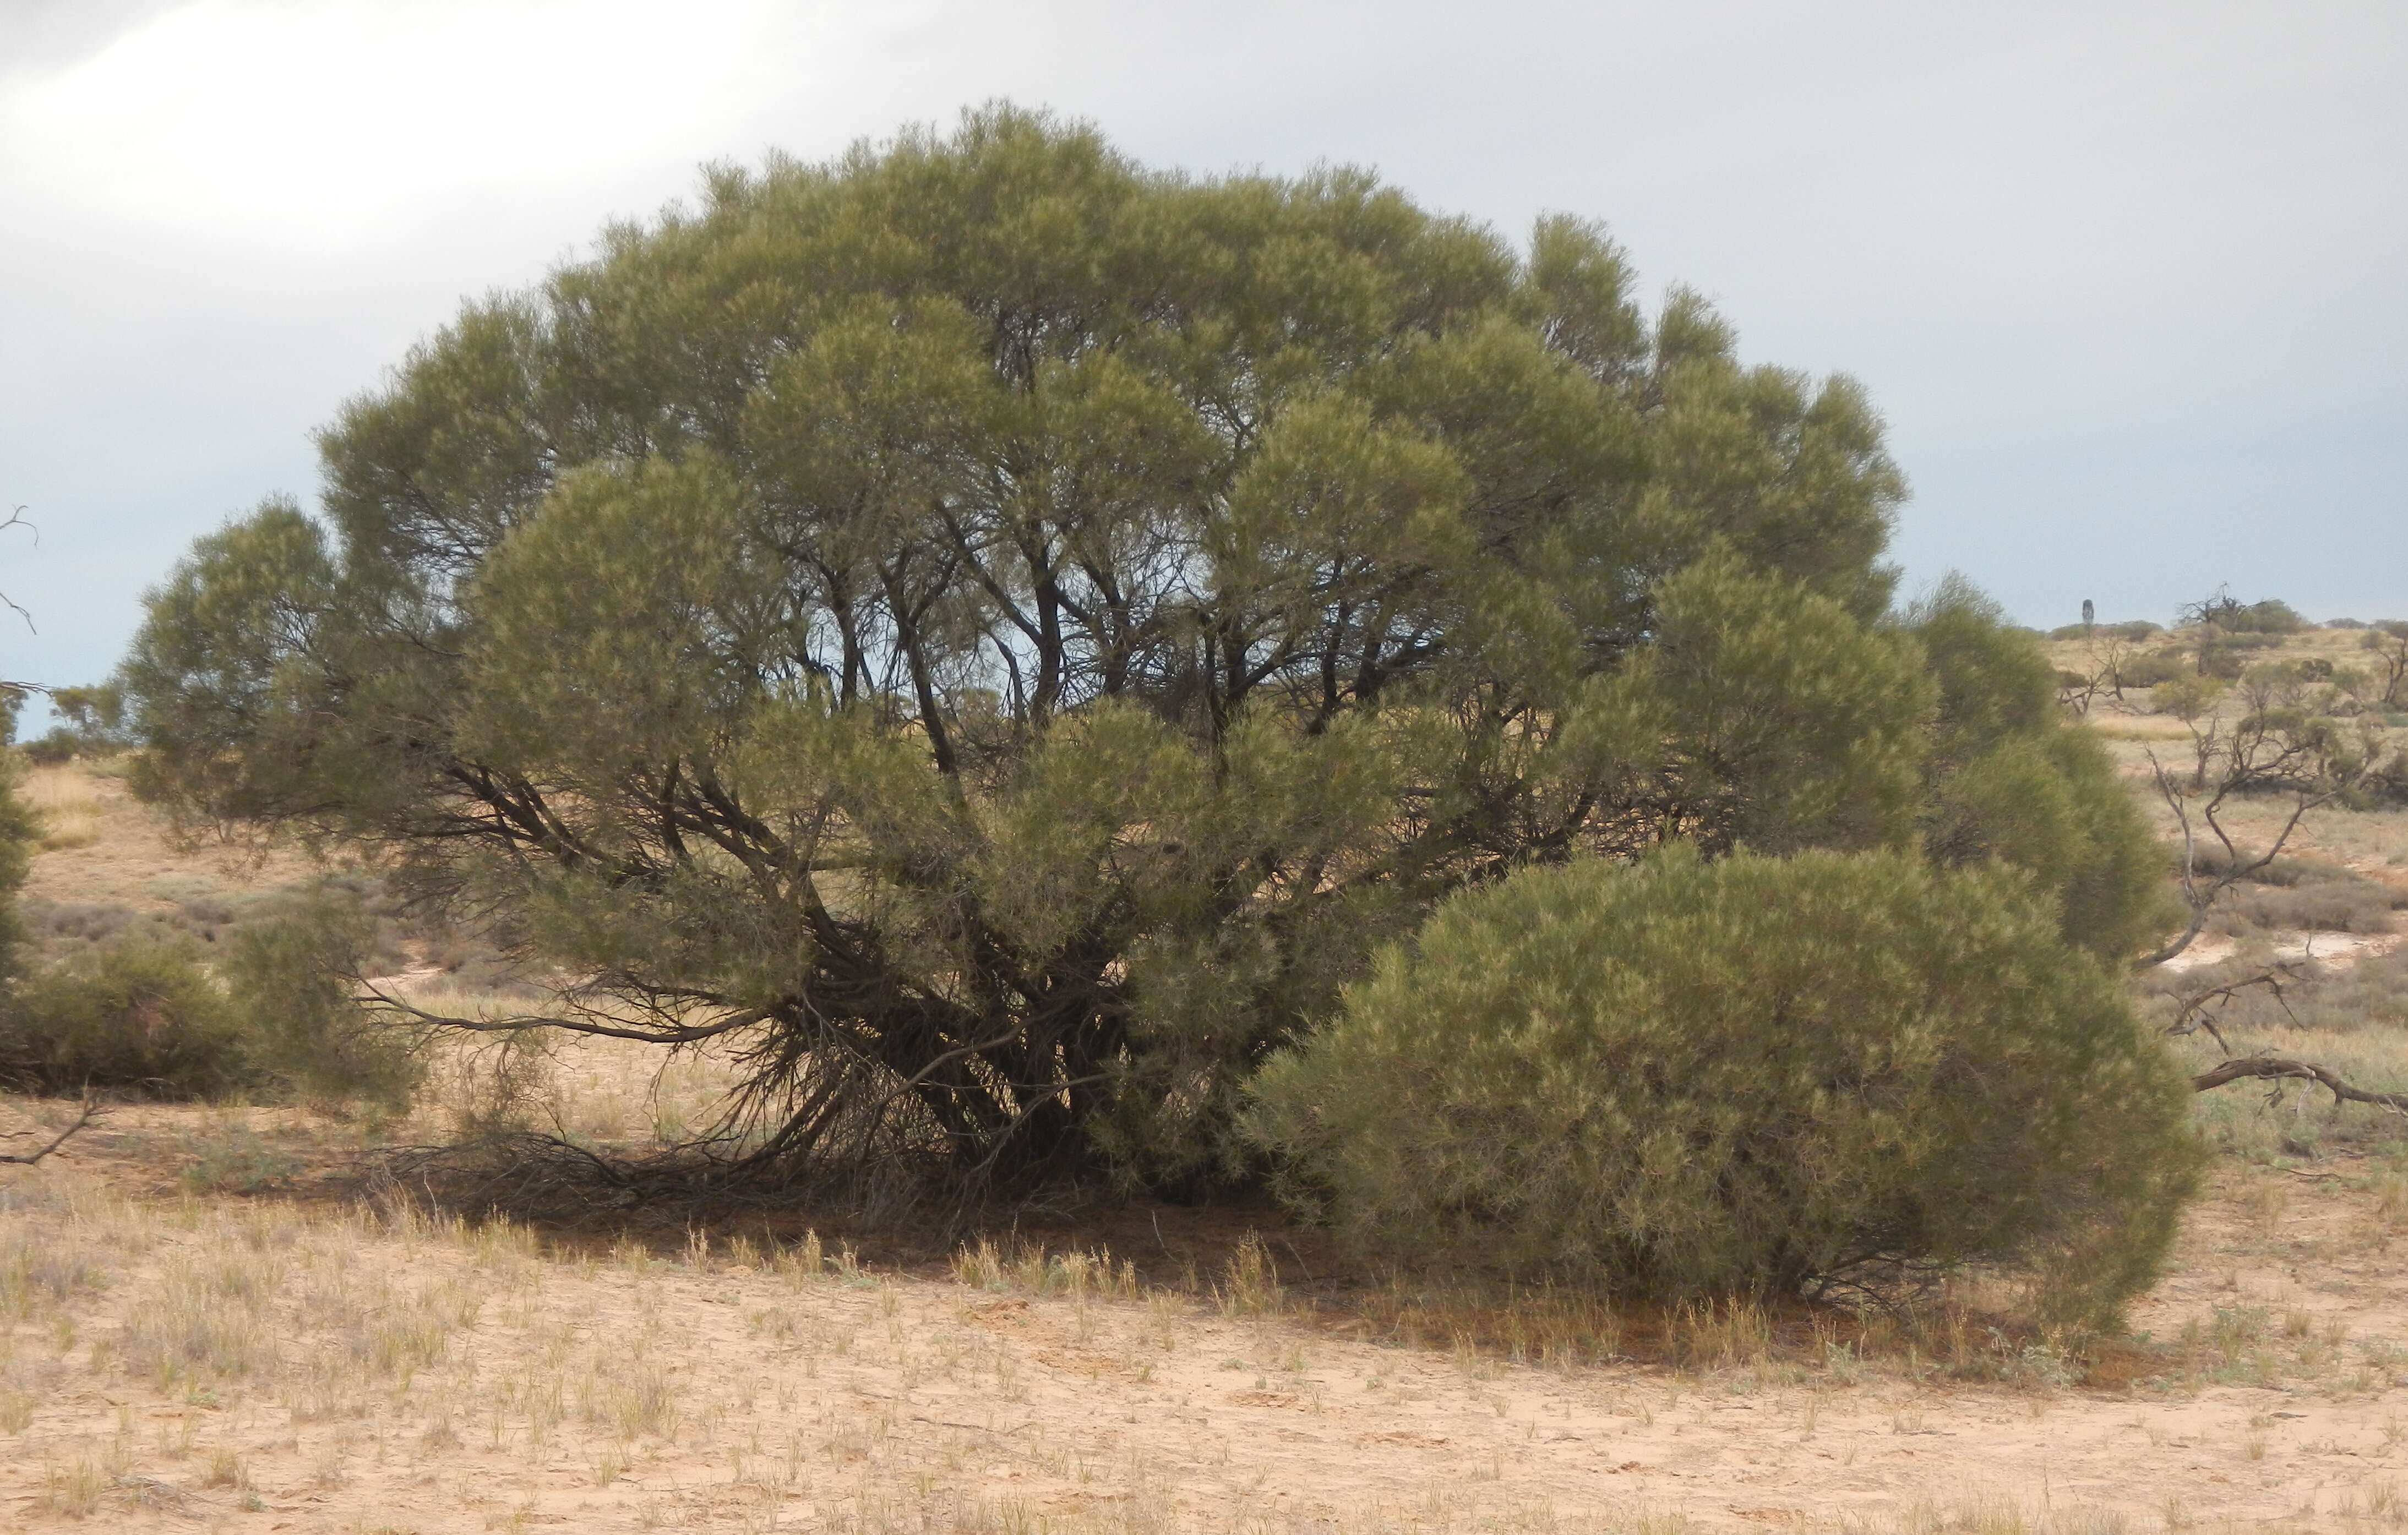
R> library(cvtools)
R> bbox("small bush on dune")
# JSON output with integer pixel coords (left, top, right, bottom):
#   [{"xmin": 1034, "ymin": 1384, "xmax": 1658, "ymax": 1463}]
[
  {"xmin": 1245, "ymin": 846, "xmax": 2200, "ymax": 1326},
  {"xmin": 0, "ymin": 940, "xmax": 252, "ymax": 1097},
  {"xmin": 2222, "ymin": 599, "xmax": 2306, "ymax": 635},
  {"xmin": 2045, "ymin": 619, "xmax": 2161, "ymax": 642},
  {"xmin": 0, "ymin": 905, "xmax": 420, "ymax": 1106},
  {"xmin": 18, "ymin": 730, "xmax": 80, "ymax": 767},
  {"xmin": 2121, "ymin": 649, "xmax": 2192, "ymax": 690}
]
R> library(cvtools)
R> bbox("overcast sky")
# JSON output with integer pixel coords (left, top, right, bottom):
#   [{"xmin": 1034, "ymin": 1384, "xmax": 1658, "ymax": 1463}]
[{"xmin": 3, "ymin": 1, "xmax": 2402, "ymax": 716}]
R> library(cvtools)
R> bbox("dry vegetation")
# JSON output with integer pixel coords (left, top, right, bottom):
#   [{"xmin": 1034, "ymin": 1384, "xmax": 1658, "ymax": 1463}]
[{"xmin": 6, "ymin": 619, "xmax": 2408, "ymax": 1533}]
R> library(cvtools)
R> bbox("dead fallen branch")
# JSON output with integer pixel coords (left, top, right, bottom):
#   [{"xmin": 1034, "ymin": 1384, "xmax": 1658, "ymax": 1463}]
[
  {"xmin": 2137, "ymin": 750, "xmax": 2336, "ymax": 970},
  {"xmin": 2163, "ymin": 964, "xmax": 2304, "ymax": 1055},
  {"xmin": 2192, "ymin": 1057, "xmax": 2408, "ymax": 1116},
  {"xmin": 0, "ymin": 1098, "xmax": 100, "ymax": 1165}
]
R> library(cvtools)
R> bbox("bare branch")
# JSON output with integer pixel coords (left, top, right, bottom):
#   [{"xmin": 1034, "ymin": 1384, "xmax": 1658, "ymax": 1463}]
[
  {"xmin": 2192, "ymin": 1056, "xmax": 2408, "ymax": 1117},
  {"xmin": 0, "ymin": 1099, "xmax": 100, "ymax": 1166},
  {"xmin": 2134, "ymin": 749, "xmax": 2340, "ymax": 971},
  {"xmin": 0, "ymin": 505, "xmax": 36, "ymax": 635}
]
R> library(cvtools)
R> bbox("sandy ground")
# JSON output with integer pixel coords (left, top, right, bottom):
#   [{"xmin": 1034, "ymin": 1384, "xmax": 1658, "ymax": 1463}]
[
  {"xmin": 2162, "ymin": 931, "xmax": 2404, "ymax": 974},
  {"xmin": 4, "ymin": 1121, "xmax": 2408, "ymax": 1534}
]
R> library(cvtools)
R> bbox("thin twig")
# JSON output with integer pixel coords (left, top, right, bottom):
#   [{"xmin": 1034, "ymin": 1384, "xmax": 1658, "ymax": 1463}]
[
  {"xmin": 2135, "ymin": 749, "xmax": 2336, "ymax": 970},
  {"xmin": 0, "ymin": 504, "xmax": 36, "ymax": 635}
]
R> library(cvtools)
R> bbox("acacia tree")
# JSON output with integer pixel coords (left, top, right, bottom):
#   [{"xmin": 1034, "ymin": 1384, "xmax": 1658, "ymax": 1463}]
[{"xmin": 120, "ymin": 108, "xmax": 2167, "ymax": 1200}]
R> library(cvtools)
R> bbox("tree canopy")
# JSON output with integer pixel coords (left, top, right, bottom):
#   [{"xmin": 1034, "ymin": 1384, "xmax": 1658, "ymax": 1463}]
[{"xmin": 120, "ymin": 106, "xmax": 2170, "ymax": 1200}]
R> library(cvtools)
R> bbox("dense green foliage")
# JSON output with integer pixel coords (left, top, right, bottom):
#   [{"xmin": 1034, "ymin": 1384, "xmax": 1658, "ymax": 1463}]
[
  {"xmin": 1245, "ymin": 846, "xmax": 2199, "ymax": 1319},
  {"xmin": 118, "ymin": 108, "xmax": 2175, "ymax": 1195},
  {"xmin": 1912, "ymin": 580, "xmax": 2176, "ymax": 963}
]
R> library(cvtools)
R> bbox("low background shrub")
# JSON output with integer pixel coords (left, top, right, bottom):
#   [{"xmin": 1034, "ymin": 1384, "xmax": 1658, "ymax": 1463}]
[
  {"xmin": 0, "ymin": 939, "xmax": 253, "ymax": 1097},
  {"xmin": 0, "ymin": 905, "xmax": 421, "ymax": 1107}
]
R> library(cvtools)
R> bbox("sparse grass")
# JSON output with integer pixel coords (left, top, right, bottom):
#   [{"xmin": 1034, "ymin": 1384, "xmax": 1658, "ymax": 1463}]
[
  {"xmin": 2182, "ymin": 1019, "xmax": 2408, "ymax": 1161},
  {"xmin": 1212, "ymin": 1231, "xmax": 1287, "ymax": 1319},
  {"xmin": 10, "ymin": 1115, "xmax": 2408, "ymax": 1532},
  {"xmin": 9, "ymin": 761, "xmax": 521, "ymax": 979},
  {"xmin": 177, "ymin": 1121, "xmax": 304, "ymax": 1195}
]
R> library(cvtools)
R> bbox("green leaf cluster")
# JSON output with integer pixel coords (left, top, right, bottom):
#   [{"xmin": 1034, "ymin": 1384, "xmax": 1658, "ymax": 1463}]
[{"xmin": 1910, "ymin": 577, "xmax": 2177, "ymax": 962}]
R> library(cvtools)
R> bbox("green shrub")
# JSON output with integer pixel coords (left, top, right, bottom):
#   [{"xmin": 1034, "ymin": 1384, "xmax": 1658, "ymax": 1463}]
[
  {"xmin": 179, "ymin": 1123, "xmax": 303, "ymax": 1194},
  {"xmin": 224, "ymin": 908, "xmax": 422, "ymax": 1108},
  {"xmin": 0, "ymin": 941, "xmax": 252, "ymax": 1097},
  {"xmin": 1246, "ymin": 846, "xmax": 2200, "ymax": 1325},
  {"xmin": 2224, "ymin": 599, "xmax": 2306, "ymax": 635},
  {"xmin": 2151, "ymin": 674, "xmax": 2226, "ymax": 721},
  {"xmin": 18, "ymin": 729, "xmax": 78, "ymax": 767},
  {"xmin": 2344, "ymin": 748, "xmax": 2408, "ymax": 809},
  {"xmin": 2121, "ymin": 649, "xmax": 2191, "ymax": 689},
  {"xmin": 0, "ymin": 900, "xmax": 421, "ymax": 1105},
  {"xmin": 1909, "ymin": 584, "xmax": 2173, "ymax": 963}
]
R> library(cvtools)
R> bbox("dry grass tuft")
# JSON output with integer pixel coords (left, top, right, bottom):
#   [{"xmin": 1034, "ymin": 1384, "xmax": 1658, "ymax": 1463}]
[{"xmin": 23, "ymin": 765, "xmax": 104, "ymax": 852}]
